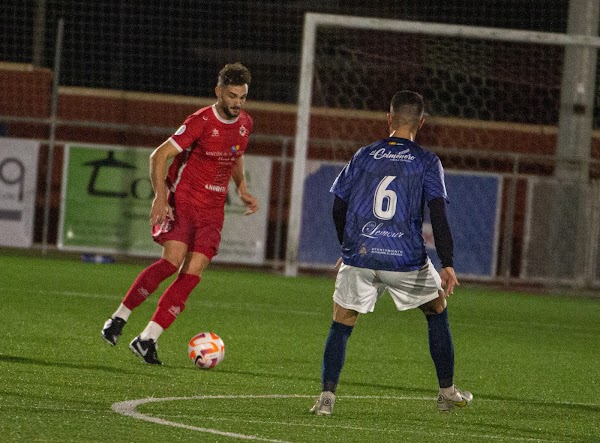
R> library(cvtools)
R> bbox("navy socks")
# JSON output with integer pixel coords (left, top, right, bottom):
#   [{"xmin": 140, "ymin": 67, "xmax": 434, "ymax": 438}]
[
  {"xmin": 426, "ymin": 308, "xmax": 455, "ymax": 388},
  {"xmin": 321, "ymin": 311, "xmax": 454, "ymax": 392},
  {"xmin": 321, "ymin": 321, "xmax": 354, "ymax": 393}
]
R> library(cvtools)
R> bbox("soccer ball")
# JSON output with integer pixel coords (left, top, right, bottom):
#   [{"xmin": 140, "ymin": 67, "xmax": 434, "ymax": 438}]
[{"xmin": 188, "ymin": 332, "xmax": 225, "ymax": 369}]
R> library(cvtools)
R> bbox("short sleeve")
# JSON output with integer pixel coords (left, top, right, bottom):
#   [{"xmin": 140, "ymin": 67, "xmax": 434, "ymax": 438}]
[
  {"xmin": 170, "ymin": 113, "xmax": 207, "ymax": 151},
  {"xmin": 423, "ymin": 155, "xmax": 448, "ymax": 204},
  {"xmin": 330, "ymin": 155, "xmax": 358, "ymax": 202}
]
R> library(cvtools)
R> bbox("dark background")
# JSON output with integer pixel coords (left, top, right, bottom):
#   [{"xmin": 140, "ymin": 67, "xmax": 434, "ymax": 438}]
[{"xmin": 2, "ymin": 1, "xmax": 569, "ymax": 104}]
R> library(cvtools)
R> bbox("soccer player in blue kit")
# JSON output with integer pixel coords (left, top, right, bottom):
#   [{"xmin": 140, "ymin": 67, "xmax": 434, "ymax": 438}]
[{"xmin": 310, "ymin": 90, "xmax": 472, "ymax": 415}]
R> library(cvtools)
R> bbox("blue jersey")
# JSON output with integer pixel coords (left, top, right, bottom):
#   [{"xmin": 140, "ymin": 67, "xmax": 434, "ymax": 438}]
[{"xmin": 331, "ymin": 137, "xmax": 448, "ymax": 271}]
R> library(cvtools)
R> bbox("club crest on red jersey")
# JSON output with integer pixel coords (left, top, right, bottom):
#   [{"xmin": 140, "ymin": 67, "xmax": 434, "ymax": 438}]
[{"xmin": 239, "ymin": 125, "xmax": 248, "ymax": 136}]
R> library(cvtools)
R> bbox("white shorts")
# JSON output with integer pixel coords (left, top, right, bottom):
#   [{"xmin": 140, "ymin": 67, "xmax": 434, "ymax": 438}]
[{"xmin": 333, "ymin": 259, "xmax": 442, "ymax": 314}]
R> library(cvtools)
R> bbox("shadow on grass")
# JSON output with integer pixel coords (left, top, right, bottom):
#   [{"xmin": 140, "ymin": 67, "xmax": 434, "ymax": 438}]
[
  {"xmin": 216, "ymin": 367, "xmax": 438, "ymax": 396},
  {"xmin": 0, "ymin": 354, "xmax": 162, "ymax": 377},
  {"xmin": 216, "ymin": 367, "xmax": 600, "ymax": 414},
  {"xmin": 4, "ymin": 354, "xmax": 598, "ymax": 415}
]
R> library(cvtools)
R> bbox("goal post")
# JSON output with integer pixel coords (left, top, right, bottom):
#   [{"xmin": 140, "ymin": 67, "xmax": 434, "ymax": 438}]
[
  {"xmin": 285, "ymin": 12, "xmax": 600, "ymax": 277},
  {"xmin": 283, "ymin": 15, "xmax": 317, "ymax": 277}
]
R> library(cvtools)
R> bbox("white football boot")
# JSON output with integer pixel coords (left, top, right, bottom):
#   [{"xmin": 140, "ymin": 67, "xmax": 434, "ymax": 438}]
[
  {"xmin": 437, "ymin": 386, "xmax": 473, "ymax": 412},
  {"xmin": 310, "ymin": 391, "xmax": 335, "ymax": 416}
]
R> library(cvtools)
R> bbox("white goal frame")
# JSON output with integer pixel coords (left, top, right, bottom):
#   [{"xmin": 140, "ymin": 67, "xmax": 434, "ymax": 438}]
[{"xmin": 285, "ymin": 12, "xmax": 600, "ymax": 277}]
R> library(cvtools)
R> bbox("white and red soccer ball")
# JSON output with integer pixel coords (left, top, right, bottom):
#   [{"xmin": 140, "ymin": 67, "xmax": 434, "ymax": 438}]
[{"xmin": 188, "ymin": 332, "xmax": 225, "ymax": 369}]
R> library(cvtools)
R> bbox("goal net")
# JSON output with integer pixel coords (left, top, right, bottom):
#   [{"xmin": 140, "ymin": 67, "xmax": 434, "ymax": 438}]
[{"xmin": 285, "ymin": 13, "xmax": 600, "ymax": 283}]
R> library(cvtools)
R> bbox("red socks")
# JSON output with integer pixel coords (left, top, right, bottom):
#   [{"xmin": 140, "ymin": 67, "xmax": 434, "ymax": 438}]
[
  {"xmin": 151, "ymin": 273, "xmax": 200, "ymax": 329},
  {"xmin": 121, "ymin": 259, "xmax": 200, "ymax": 331},
  {"xmin": 122, "ymin": 259, "xmax": 178, "ymax": 310}
]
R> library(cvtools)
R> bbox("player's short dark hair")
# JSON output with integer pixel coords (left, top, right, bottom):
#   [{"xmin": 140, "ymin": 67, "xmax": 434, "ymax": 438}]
[
  {"xmin": 218, "ymin": 62, "xmax": 252, "ymax": 86},
  {"xmin": 389, "ymin": 90, "xmax": 424, "ymax": 127}
]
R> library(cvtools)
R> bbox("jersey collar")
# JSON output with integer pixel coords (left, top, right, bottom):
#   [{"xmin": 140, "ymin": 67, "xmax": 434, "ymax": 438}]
[{"xmin": 212, "ymin": 104, "xmax": 240, "ymax": 124}]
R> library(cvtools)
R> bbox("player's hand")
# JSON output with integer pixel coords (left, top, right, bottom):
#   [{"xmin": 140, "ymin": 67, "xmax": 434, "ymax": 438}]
[
  {"xmin": 150, "ymin": 196, "xmax": 174, "ymax": 225},
  {"xmin": 440, "ymin": 267, "xmax": 459, "ymax": 297},
  {"xmin": 239, "ymin": 191, "xmax": 259, "ymax": 215}
]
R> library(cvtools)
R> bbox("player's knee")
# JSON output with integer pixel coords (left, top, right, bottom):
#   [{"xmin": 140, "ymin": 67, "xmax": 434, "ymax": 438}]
[
  {"xmin": 161, "ymin": 241, "xmax": 188, "ymax": 268},
  {"xmin": 180, "ymin": 252, "xmax": 211, "ymax": 275},
  {"xmin": 419, "ymin": 296, "xmax": 446, "ymax": 316},
  {"xmin": 333, "ymin": 303, "xmax": 359, "ymax": 326},
  {"xmin": 162, "ymin": 254, "xmax": 184, "ymax": 269}
]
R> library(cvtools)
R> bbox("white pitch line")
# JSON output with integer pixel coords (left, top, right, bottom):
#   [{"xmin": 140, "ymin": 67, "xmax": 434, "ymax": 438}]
[
  {"xmin": 112, "ymin": 396, "xmax": 293, "ymax": 443},
  {"xmin": 0, "ymin": 287, "xmax": 119, "ymax": 300},
  {"xmin": 111, "ymin": 394, "xmax": 575, "ymax": 443},
  {"xmin": 153, "ymin": 415, "xmax": 563, "ymax": 443}
]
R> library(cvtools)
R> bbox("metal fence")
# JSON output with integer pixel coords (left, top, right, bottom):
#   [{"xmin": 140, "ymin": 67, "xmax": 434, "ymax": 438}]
[{"xmin": 1, "ymin": 1, "xmax": 600, "ymax": 289}]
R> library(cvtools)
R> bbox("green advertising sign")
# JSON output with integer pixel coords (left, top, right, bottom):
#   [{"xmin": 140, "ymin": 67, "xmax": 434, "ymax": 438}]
[
  {"xmin": 58, "ymin": 144, "xmax": 162, "ymax": 256},
  {"xmin": 58, "ymin": 144, "xmax": 272, "ymax": 264}
]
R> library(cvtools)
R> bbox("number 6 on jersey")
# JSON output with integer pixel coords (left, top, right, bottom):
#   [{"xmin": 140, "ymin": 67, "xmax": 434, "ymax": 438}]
[{"xmin": 373, "ymin": 175, "xmax": 397, "ymax": 220}]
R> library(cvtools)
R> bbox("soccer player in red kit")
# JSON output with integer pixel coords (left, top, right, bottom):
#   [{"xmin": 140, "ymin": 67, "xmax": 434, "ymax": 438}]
[{"xmin": 101, "ymin": 63, "xmax": 258, "ymax": 364}]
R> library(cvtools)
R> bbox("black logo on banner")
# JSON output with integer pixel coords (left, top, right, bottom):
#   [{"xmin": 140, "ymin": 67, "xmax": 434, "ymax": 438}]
[
  {"xmin": 83, "ymin": 151, "xmax": 152, "ymax": 199},
  {"xmin": 0, "ymin": 157, "xmax": 25, "ymax": 201},
  {"xmin": 0, "ymin": 157, "xmax": 25, "ymax": 221}
]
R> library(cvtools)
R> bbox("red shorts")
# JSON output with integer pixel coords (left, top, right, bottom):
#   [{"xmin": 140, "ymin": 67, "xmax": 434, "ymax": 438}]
[{"xmin": 152, "ymin": 199, "xmax": 224, "ymax": 260}]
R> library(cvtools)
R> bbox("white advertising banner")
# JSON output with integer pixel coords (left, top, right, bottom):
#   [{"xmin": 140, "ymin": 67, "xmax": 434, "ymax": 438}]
[
  {"xmin": 0, "ymin": 138, "xmax": 40, "ymax": 248},
  {"xmin": 214, "ymin": 155, "xmax": 272, "ymax": 265}
]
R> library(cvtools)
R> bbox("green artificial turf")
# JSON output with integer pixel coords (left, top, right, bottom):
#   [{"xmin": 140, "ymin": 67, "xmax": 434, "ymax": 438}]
[{"xmin": 0, "ymin": 253, "xmax": 598, "ymax": 442}]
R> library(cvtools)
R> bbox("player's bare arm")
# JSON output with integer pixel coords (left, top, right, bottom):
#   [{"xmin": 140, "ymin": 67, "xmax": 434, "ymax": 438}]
[
  {"xmin": 149, "ymin": 139, "xmax": 180, "ymax": 225},
  {"xmin": 232, "ymin": 155, "xmax": 259, "ymax": 215}
]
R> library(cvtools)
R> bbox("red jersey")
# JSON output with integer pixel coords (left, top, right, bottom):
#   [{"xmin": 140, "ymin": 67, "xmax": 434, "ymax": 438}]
[{"xmin": 167, "ymin": 104, "xmax": 253, "ymax": 210}]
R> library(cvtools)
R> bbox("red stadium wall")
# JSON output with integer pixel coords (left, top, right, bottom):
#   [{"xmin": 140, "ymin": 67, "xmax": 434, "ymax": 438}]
[
  {"xmin": 4, "ymin": 62, "xmax": 588, "ymax": 155},
  {"xmin": 1, "ymin": 63, "xmax": 598, "ymax": 271}
]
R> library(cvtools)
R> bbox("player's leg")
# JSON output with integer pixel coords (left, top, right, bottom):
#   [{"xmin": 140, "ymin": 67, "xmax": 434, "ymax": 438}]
[
  {"xmin": 130, "ymin": 213, "xmax": 221, "ymax": 364},
  {"xmin": 419, "ymin": 293, "xmax": 472, "ymax": 411},
  {"xmin": 122, "ymin": 240, "xmax": 185, "ymax": 311},
  {"xmin": 312, "ymin": 264, "xmax": 379, "ymax": 416},
  {"xmin": 130, "ymin": 252, "xmax": 209, "ymax": 364},
  {"xmin": 324, "ymin": 302, "xmax": 358, "ymax": 391},
  {"xmin": 324, "ymin": 302, "xmax": 359, "ymax": 392},
  {"xmin": 419, "ymin": 293, "xmax": 453, "ymax": 387},
  {"xmin": 381, "ymin": 260, "xmax": 472, "ymax": 411},
  {"xmin": 311, "ymin": 302, "xmax": 357, "ymax": 416},
  {"xmin": 149, "ymin": 251, "xmax": 208, "ymax": 332},
  {"xmin": 148, "ymin": 214, "xmax": 221, "ymax": 332},
  {"xmin": 101, "ymin": 240, "xmax": 184, "ymax": 346}
]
